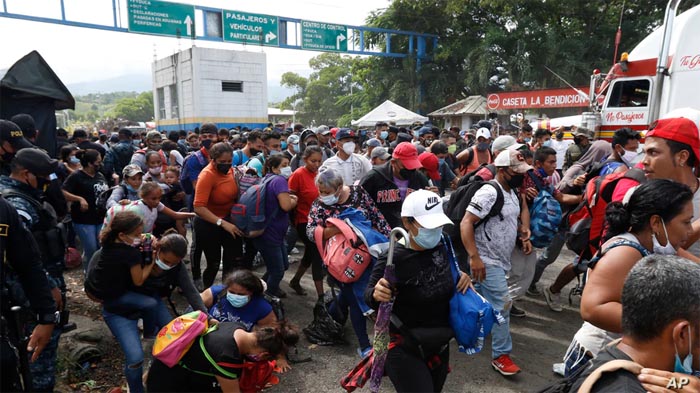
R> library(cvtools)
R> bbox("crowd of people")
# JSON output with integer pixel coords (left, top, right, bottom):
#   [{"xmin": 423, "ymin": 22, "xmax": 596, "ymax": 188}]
[{"xmin": 1, "ymin": 112, "xmax": 699, "ymax": 393}]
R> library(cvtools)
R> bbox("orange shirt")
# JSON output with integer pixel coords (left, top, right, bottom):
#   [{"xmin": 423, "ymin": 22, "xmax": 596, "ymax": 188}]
[
  {"xmin": 288, "ymin": 166, "xmax": 319, "ymax": 225},
  {"xmin": 193, "ymin": 163, "xmax": 238, "ymax": 218}
]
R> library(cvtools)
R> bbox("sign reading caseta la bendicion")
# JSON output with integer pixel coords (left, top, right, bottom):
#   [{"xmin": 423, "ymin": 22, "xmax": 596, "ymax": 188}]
[{"xmin": 223, "ymin": 10, "xmax": 279, "ymax": 46}]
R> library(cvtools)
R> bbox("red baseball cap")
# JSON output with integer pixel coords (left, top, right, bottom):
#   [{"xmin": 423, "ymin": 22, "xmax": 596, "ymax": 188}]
[
  {"xmin": 646, "ymin": 117, "xmax": 700, "ymax": 159},
  {"xmin": 418, "ymin": 152, "xmax": 440, "ymax": 181},
  {"xmin": 392, "ymin": 142, "xmax": 422, "ymax": 170}
]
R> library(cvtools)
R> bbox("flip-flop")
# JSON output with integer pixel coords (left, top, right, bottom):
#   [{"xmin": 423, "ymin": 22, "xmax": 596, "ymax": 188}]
[{"xmin": 289, "ymin": 280, "xmax": 307, "ymax": 296}]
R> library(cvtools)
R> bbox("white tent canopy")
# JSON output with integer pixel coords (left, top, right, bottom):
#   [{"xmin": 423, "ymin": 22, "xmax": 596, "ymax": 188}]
[{"xmin": 351, "ymin": 100, "xmax": 428, "ymax": 127}]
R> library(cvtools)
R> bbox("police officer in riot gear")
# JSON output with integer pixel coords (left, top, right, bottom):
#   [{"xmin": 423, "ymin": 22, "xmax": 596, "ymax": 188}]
[
  {"xmin": 1, "ymin": 196, "xmax": 57, "ymax": 391},
  {"xmin": 0, "ymin": 148, "xmax": 65, "ymax": 391}
]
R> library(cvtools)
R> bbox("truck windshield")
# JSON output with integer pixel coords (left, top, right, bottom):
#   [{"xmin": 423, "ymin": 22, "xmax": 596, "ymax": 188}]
[{"xmin": 608, "ymin": 79, "xmax": 650, "ymax": 108}]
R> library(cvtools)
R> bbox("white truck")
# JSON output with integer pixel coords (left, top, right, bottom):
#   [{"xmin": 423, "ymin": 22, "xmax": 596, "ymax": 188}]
[{"xmin": 544, "ymin": 2, "xmax": 700, "ymax": 139}]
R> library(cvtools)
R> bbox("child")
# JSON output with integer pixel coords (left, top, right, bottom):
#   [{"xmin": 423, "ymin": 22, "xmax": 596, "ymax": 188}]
[
  {"xmin": 104, "ymin": 182, "xmax": 195, "ymax": 234},
  {"xmin": 154, "ymin": 166, "xmax": 187, "ymax": 236},
  {"xmin": 107, "ymin": 164, "xmax": 143, "ymax": 210},
  {"xmin": 142, "ymin": 151, "xmax": 170, "ymax": 193}
]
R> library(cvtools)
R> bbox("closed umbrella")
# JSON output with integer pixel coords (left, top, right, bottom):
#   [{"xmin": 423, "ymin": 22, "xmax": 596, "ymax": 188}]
[{"xmin": 369, "ymin": 227, "xmax": 409, "ymax": 393}]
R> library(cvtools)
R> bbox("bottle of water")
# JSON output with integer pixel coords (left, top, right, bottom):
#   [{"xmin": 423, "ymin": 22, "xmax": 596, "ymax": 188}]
[{"xmin": 142, "ymin": 233, "xmax": 153, "ymax": 265}]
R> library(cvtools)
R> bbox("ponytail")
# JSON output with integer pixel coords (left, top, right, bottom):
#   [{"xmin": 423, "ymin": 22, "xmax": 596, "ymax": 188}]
[{"xmin": 254, "ymin": 320, "xmax": 299, "ymax": 358}]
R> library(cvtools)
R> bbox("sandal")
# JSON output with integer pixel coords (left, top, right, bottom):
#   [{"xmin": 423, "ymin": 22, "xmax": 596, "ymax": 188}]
[{"xmin": 289, "ymin": 279, "xmax": 307, "ymax": 296}]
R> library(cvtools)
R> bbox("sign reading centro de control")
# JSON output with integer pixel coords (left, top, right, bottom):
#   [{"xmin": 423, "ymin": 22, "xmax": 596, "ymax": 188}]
[
  {"xmin": 223, "ymin": 10, "xmax": 279, "ymax": 46},
  {"xmin": 127, "ymin": 0, "xmax": 194, "ymax": 38},
  {"xmin": 301, "ymin": 20, "xmax": 348, "ymax": 52}
]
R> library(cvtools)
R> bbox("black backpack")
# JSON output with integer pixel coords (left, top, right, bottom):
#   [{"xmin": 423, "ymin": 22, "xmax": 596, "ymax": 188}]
[
  {"xmin": 95, "ymin": 184, "xmax": 128, "ymax": 214},
  {"xmin": 443, "ymin": 180, "xmax": 505, "ymax": 262}
]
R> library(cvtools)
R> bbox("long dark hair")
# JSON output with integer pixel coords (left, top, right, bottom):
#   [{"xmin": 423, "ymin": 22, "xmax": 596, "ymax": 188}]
[
  {"xmin": 159, "ymin": 228, "xmax": 188, "ymax": 258},
  {"xmin": 605, "ymin": 179, "xmax": 692, "ymax": 240},
  {"xmin": 254, "ymin": 320, "xmax": 299, "ymax": 358},
  {"xmin": 100, "ymin": 211, "xmax": 143, "ymax": 245},
  {"xmin": 223, "ymin": 270, "xmax": 264, "ymax": 296},
  {"xmin": 263, "ymin": 155, "xmax": 287, "ymax": 175}
]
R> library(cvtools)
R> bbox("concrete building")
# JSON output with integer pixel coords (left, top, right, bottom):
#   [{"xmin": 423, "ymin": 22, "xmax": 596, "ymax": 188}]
[{"xmin": 152, "ymin": 47, "xmax": 268, "ymax": 132}]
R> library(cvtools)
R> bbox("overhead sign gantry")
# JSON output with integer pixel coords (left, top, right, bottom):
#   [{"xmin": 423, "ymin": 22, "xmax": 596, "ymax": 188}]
[{"xmin": 1, "ymin": 0, "xmax": 437, "ymax": 60}]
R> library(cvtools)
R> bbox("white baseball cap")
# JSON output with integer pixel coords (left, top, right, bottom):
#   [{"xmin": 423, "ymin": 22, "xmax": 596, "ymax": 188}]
[
  {"xmin": 476, "ymin": 127, "xmax": 491, "ymax": 140},
  {"xmin": 494, "ymin": 149, "xmax": 533, "ymax": 174},
  {"xmin": 400, "ymin": 189, "xmax": 452, "ymax": 229}
]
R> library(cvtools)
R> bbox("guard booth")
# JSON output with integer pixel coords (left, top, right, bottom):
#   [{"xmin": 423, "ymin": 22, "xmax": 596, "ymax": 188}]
[{"xmin": 0, "ymin": 50, "xmax": 75, "ymax": 157}]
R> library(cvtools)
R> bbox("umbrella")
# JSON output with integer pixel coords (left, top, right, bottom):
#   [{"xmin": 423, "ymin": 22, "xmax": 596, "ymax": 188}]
[{"xmin": 369, "ymin": 227, "xmax": 409, "ymax": 393}]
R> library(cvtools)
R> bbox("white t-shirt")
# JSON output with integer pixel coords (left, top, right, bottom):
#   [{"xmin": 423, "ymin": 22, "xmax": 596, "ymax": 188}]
[
  {"xmin": 550, "ymin": 139, "xmax": 574, "ymax": 170},
  {"xmin": 320, "ymin": 153, "xmax": 372, "ymax": 186},
  {"xmin": 466, "ymin": 181, "xmax": 520, "ymax": 271}
]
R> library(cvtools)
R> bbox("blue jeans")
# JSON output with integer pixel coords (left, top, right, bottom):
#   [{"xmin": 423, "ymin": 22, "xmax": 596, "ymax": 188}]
[
  {"xmin": 329, "ymin": 283, "xmax": 371, "ymax": 350},
  {"xmin": 74, "ymin": 223, "xmax": 102, "ymax": 272},
  {"xmin": 474, "ymin": 265, "xmax": 512, "ymax": 359},
  {"xmin": 254, "ymin": 238, "xmax": 288, "ymax": 296},
  {"xmin": 103, "ymin": 291, "xmax": 166, "ymax": 393}
]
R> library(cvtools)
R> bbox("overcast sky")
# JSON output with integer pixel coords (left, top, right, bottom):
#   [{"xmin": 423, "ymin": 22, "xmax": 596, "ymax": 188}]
[{"xmin": 1, "ymin": 0, "xmax": 388, "ymax": 85}]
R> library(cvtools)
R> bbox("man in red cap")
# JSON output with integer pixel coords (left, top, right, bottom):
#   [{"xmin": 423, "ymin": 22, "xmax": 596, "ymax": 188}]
[{"xmin": 360, "ymin": 142, "xmax": 430, "ymax": 228}]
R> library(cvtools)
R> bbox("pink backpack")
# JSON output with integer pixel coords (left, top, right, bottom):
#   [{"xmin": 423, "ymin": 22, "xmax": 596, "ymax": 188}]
[
  {"xmin": 152, "ymin": 311, "xmax": 210, "ymax": 367},
  {"xmin": 314, "ymin": 217, "xmax": 371, "ymax": 283}
]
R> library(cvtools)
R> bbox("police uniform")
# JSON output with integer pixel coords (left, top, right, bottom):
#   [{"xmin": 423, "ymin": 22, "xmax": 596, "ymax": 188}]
[
  {"xmin": 0, "ymin": 148, "xmax": 64, "ymax": 391},
  {"xmin": 1, "ymin": 197, "xmax": 57, "ymax": 392}
]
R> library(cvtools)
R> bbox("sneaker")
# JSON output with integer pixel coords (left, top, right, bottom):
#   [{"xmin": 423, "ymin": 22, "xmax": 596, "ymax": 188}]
[
  {"xmin": 194, "ymin": 278, "xmax": 204, "ymax": 292},
  {"xmin": 526, "ymin": 285, "xmax": 540, "ymax": 297},
  {"xmin": 492, "ymin": 354, "xmax": 521, "ymax": 376},
  {"xmin": 544, "ymin": 286, "xmax": 563, "ymax": 312},
  {"xmin": 510, "ymin": 303, "xmax": 526, "ymax": 318},
  {"xmin": 357, "ymin": 346, "xmax": 372, "ymax": 358}
]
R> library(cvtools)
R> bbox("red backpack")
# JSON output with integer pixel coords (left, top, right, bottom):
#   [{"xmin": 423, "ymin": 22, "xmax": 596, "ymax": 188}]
[
  {"xmin": 565, "ymin": 167, "xmax": 646, "ymax": 260},
  {"xmin": 314, "ymin": 217, "xmax": 371, "ymax": 283}
]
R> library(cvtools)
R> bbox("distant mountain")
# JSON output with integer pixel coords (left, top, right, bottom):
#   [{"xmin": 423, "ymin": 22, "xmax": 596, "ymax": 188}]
[
  {"xmin": 66, "ymin": 72, "xmax": 295, "ymax": 102},
  {"xmin": 67, "ymin": 74, "xmax": 152, "ymax": 95}
]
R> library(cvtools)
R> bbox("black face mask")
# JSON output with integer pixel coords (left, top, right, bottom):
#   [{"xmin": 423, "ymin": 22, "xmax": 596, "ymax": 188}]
[
  {"xmin": 555, "ymin": 132, "xmax": 564, "ymax": 140},
  {"xmin": 573, "ymin": 136, "xmax": 581, "ymax": 145},
  {"xmin": 201, "ymin": 139, "xmax": 213, "ymax": 150},
  {"xmin": 1, "ymin": 151, "xmax": 14, "ymax": 162},
  {"xmin": 506, "ymin": 173, "xmax": 525, "ymax": 189},
  {"xmin": 305, "ymin": 141, "xmax": 319, "ymax": 147},
  {"xmin": 399, "ymin": 168, "xmax": 415, "ymax": 179},
  {"xmin": 249, "ymin": 148, "xmax": 262, "ymax": 157},
  {"xmin": 476, "ymin": 142, "xmax": 490, "ymax": 151},
  {"xmin": 35, "ymin": 176, "xmax": 50, "ymax": 192},
  {"xmin": 216, "ymin": 163, "xmax": 230, "ymax": 174}
]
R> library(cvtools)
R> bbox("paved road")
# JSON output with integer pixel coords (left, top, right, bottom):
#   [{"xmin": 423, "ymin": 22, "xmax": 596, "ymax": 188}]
[{"xmin": 212, "ymin": 245, "xmax": 584, "ymax": 393}]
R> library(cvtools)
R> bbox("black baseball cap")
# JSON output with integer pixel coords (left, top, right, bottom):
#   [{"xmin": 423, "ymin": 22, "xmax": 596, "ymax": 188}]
[
  {"xmin": 0, "ymin": 119, "xmax": 34, "ymax": 151},
  {"xmin": 13, "ymin": 147, "xmax": 58, "ymax": 176}
]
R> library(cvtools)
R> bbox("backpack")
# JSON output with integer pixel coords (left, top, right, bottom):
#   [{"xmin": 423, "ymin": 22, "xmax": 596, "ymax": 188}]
[
  {"xmin": 230, "ymin": 175, "xmax": 280, "ymax": 238},
  {"xmin": 535, "ymin": 359, "xmax": 643, "ymax": 393},
  {"xmin": 444, "ymin": 236, "xmax": 504, "ymax": 355},
  {"xmin": 443, "ymin": 180, "xmax": 504, "ymax": 261},
  {"xmin": 313, "ymin": 217, "xmax": 371, "ymax": 283},
  {"xmin": 180, "ymin": 151, "xmax": 207, "ymax": 195},
  {"xmin": 152, "ymin": 310, "xmax": 210, "ymax": 367},
  {"xmin": 527, "ymin": 171, "xmax": 563, "ymax": 248},
  {"xmin": 565, "ymin": 167, "xmax": 645, "ymax": 260},
  {"xmin": 456, "ymin": 163, "xmax": 496, "ymax": 188},
  {"xmin": 234, "ymin": 165, "xmax": 262, "ymax": 197},
  {"xmin": 95, "ymin": 184, "xmax": 128, "ymax": 215}
]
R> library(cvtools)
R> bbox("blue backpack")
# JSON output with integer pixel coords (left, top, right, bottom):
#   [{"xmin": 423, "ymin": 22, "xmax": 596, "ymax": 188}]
[
  {"xmin": 180, "ymin": 151, "xmax": 207, "ymax": 195},
  {"xmin": 528, "ymin": 171, "xmax": 562, "ymax": 248},
  {"xmin": 443, "ymin": 236, "xmax": 505, "ymax": 355},
  {"xmin": 230, "ymin": 175, "xmax": 279, "ymax": 238}
]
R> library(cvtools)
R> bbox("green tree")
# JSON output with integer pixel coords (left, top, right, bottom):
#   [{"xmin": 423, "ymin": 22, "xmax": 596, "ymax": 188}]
[
  {"xmin": 107, "ymin": 91, "xmax": 154, "ymax": 122},
  {"xmin": 280, "ymin": 53, "xmax": 358, "ymax": 126}
]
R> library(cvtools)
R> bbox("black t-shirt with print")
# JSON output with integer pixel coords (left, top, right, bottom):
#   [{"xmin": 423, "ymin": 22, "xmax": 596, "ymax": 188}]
[
  {"xmin": 569, "ymin": 345, "xmax": 646, "ymax": 393},
  {"xmin": 62, "ymin": 170, "xmax": 109, "ymax": 224}
]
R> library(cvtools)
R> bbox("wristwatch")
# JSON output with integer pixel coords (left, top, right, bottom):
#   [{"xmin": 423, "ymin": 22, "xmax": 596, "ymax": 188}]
[
  {"xmin": 37, "ymin": 311, "xmax": 60, "ymax": 325},
  {"xmin": 216, "ymin": 218, "xmax": 223, "ymax": 227}
]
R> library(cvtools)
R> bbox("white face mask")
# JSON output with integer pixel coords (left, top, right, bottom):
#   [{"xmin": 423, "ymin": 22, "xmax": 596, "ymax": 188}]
[
  {"xmin": 149, "ymin": 167, "xmax": 162, "ymax": 176},
  {"xmin": 342, "ymin": 142, "xmax": 355, "ymax": 155},
  {"xmin": 621, "ymin": 149, "xmax": 641, "ymax": 166},
  {"xmin": 652, "ymin": 218, "xmax": 676, "ymax": 255},
  {"xmin": 280, "ymin": 166, "xmax": 292, "ymax": 178}
]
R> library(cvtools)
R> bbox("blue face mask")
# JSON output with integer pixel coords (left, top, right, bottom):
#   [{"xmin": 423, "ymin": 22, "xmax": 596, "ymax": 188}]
[
  {"xmin": 674, "ymin": 326, "xmax": 696, "ymax": 375},
  {"xmin": 413, "ymin": 226, "xmax": 443, "ymax": 249},
  {"xmin": 293, "ymin": 144, "xmax": 300, "ymax": 153},
  {"xmin": 380, "ymin": 131, "xmax": 389, "ymax": 140},
  {"xmin": 126, "ymin": 184, "xmax": 137, "ymax": 193},
  {"xmin": 542, "ymin": 140, "xmax": 552, "ymax": 147},
  {"xmin": 69, "ymin": 156, "xmax": 80, "ymax": 164},
  {"xmin": 269, "ymin": 149, "xmax": 282, "ymax": 156},
  {"xmin": 281, "ymin": 141, "xmax": 288, "ymax": 150},
  {"xmin": 133, "ymin": 140, "xmax": 141, "ymax": 146},
  {"xmin": 320, "ymin": 194, "xmax": 339, "ymax": 205},
  {"xmin": 226, "ymin": 292, "xmax": 250, "ymax": 308},
  {"xmin": 155, "ymin": 258, "xmax": 173, "ymax": 271},
  {"xmin": 523, "ymin": 137, "xmax": 532, "ymax": 143}
]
